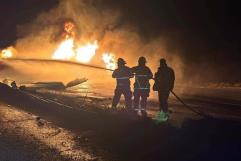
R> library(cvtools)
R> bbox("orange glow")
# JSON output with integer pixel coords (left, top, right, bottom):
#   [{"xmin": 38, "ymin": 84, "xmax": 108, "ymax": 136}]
[
  {"xmin": 102, "ymin": 53, "xmax": 116, "ymax": 70},
  {"xmin": 76, "ymin": 41, "xmax": 98, "ymax": 63},
  {"xmin": 63, "ymin": 21, "xmax": 75, "ymax": 39},
  {"xmin": 52, "ymin": 21, "xmax": 117, "ymax": 67},
  {"xmin": 52, "ymin": 39, "xmax": 75, "ymax": 60},
  {"xmin": 52, "ymin": 39, "xmax": 98, "ymax": 63},
  {"xmin": 0, "ymin": 46, "xmax": 16, "ymax": 58}
]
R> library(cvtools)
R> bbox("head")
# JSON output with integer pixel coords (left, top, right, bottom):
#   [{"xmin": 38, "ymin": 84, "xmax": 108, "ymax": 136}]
[
  {"xmin": 117, "ymin": 58, "xmax": 126, "ymax": 67},
  {"xmin": 160, "ymin": 58, "xmax": 167, "ymax": 68},
  {"xmin": 138, "ymin": 56, "xmax": 146, "ymax": 66}
]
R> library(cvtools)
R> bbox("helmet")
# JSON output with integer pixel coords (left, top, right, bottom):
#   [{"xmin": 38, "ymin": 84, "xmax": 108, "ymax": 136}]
[
  {"xmin": 117, "ymin": 58, "xmax": 126, "ymax": 65},
  {"xmin": 138, "ymin": 56, "xmax": 146, "ymax": 65},
  {"xmin": 160, "ymin": 58, "xmax": 167, "ymax": 65}
]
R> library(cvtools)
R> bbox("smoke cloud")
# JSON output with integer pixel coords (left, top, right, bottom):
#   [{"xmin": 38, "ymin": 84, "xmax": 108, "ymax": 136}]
[{"xmin": 5, "ymin": 0, "xmax": 184, "ymax": 86}]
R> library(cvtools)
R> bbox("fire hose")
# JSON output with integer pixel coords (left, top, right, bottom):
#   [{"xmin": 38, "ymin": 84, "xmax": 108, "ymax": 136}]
[
  {"xmin": 3, "ymin": 58, "xmax": 114, "ymax": 71},
  {"xmin": 170, "ymin": 90, "xmax": 210, "ymax": 118},
  {"xmin": 4, "ymin": 58, "xmax": 210, "ymax": 118}
]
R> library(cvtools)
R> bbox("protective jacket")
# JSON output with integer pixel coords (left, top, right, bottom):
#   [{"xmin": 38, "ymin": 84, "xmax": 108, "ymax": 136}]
[
  {"xmin": 112, "ymin": 65, "xmax": 133, "ymax": 89},
  {"xmin": 153, "ymin": 66, "xmax": 175, "ymax": 91},
  {"xmin": 132, "ymin": 65, "xmax": 153, "ymax": 90}
]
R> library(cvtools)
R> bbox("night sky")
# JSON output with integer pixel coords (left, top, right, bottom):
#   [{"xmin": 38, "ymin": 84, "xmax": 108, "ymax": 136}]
[{"xmin": 0, "ymin": 0, "xmax": 240, "ymax": 83}]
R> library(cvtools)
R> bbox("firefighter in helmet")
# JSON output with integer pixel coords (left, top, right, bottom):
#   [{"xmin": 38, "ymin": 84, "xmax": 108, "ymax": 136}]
[
  {"xmin": 132, "ymin": 57, "xmax": 153, "ymax": 116},
  {"xmin": 112, "ymin": 58, "xmax": 133, "ymax": 110},
  {"xmin": 153, "ymin": 58, "xmax": 175, "ymax": 122}
]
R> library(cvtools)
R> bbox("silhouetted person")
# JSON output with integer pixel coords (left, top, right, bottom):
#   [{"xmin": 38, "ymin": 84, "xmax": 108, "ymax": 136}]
[
  {"xmin": 11, "ymin": 81, "xmax": 17, "ymax": 89},
  {"xmin": 132, "ymin": 57, "xmax": 153, "ymax": 116},
  {"xmin": 153, "ymin": 58, "xmax": 175, "ymax": 122},
  {"xmin": 112, "ymin": 58, "xmax": 133, "ymax": 110}
]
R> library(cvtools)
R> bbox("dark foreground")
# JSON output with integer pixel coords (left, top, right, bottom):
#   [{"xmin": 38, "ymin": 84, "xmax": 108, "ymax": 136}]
[{"xmin": 0, "ymin": 83, "xmax": 241, "ymax": 161}]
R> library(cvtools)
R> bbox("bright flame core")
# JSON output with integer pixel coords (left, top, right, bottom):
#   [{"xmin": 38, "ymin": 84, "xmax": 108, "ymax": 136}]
[
  {"xmin": 102, "ymin": 53, "xmax": 116, "ymax": 70},
  {"xmin": 76, "ymin": 41, "xmax": 98, "ymax": 63},
  {"xmin": 0, "ymin": 46, "xmax": 16, "ymax": 58},
  {"xmin": 52, "ymin": 39, "xmax": 75, "ymax": 60},
  {"xmin": 52, "ymin": 39, "xmax": 98, "ymax": 63}
]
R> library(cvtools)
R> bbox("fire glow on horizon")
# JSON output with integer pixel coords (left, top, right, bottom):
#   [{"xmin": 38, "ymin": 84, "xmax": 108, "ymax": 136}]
[{"xmin": 0, "ymin": 21, "xmax": 117, "ymax": 70}]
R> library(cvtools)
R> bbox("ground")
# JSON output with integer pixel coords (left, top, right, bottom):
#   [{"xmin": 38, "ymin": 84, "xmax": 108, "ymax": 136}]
[{"xmin": 0, "ymin": 82, "xmax": 241, "ymax": 161}]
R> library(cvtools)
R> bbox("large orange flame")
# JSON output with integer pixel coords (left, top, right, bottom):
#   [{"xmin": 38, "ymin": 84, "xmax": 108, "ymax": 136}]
[
  {"xmin": 52, "ymin": 39, "xmax": 99, "ymax": 63},
  {"xmin": 52, "ymin": 21, "xmax": 116, "ymax": 68}
]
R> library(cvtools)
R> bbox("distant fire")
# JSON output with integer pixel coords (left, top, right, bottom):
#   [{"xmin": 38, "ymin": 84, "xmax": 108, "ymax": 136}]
[
  {"xmin": 0, "ymin": 46, "xmax": 16, "ymax": 58},
  {"xmin": 52, "ymin": 21, "xmax": 116, "ymax": 69}
]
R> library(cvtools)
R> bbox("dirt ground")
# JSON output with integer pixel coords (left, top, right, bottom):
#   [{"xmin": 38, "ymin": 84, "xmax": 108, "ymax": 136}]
[
  {"xmin": 1, "ymin": 82, "xmax": 241, "ymax": 161},
  {"xmin": 0, "ymin": 103, "xmax": 101, "ymax": 161}
]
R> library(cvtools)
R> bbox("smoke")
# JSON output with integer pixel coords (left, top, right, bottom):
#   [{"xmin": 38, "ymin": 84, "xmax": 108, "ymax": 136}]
[{"xmin": 9, "ymin": 0, "xmax": 184, "ymax": 86}]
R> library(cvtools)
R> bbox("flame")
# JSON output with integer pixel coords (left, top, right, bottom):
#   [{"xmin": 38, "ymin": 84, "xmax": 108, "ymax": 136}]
[
  {"xmin": 52, "ymin": 39, "xmax": 75, "ymax": 60},
  {"xmin": 76, "ymin": 41, "xmax": 98, "ymax": 63},
  {"xmin": 52, "ymin": 39, "xmax": 98, "ymax": 63},
  {"xmin": 52, "ymin": 21, "xmax": 116, "ymax": 68},
  {"xmin": 102, "ymin": 53, "xmax": 116, "ymax": 70},
  {"xmin": 0, "ymin": 46, "xmax": 16, "ymax": 58},
  {"xmin": 62, "ymin": 21, "xmax": 75, "ymax": 39}
]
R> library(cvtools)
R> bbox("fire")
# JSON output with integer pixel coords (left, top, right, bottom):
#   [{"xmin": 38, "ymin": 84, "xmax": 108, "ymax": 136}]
[
  {"xmin": 102, "ymin": 53, "xmax": 116, "ymax": 70},
  {"xmin": 52, "ymin": 39, "xmax": 75, "ymax": 60},
  {"xmin": 76, "ymin": 41, "xmax": 98, "ymax": 63},
  {"xmin": 52, "ymin": 39, "xmax": 98, "ymax": 63},
  {"xmin": 0, "ymin": 46, "xmax": 16, "ymax": 58},
  {"xmin": 62, "ymin": 21, "xmax": 75, "ymax": 39},
  {"xmin": 52, "ymin": 21, "xmax": 99, "ymax": 63},
  {"xmin": 52, "ymin": 21, "xmax": 116, "ymax": 69}
]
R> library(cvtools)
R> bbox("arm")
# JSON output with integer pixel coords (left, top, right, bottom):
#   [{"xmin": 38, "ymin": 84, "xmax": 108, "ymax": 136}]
[
  {"xmin": 112, "ymin": 70, "xmax": 117, "ymax": 78},
  {"xmin": 154, "ymin": 70, "xmax": 159, "ymax": 81},
  {"xmin": 147, "ymin": 67, "xmax": 153, "ymax": 79},
  {"xmin": 129, "ymin": 68, "xmax": 134, "ymax": 78}
]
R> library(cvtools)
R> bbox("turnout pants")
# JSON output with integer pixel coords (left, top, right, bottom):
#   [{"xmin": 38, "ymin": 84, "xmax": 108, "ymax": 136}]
[
  {"xmin": 133, "ymin": 89, "xmax": 150, "ymax": 109},
  {"xmin": 158, "ymin": 90, "xmax": 170, "ymax": 112},
  {"xmin": 112, "ymin": 88, "xmax": 132, "ymax": 109}
]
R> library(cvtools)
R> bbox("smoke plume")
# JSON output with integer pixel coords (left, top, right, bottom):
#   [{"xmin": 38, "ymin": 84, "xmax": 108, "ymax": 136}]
[{"xmin": 6, "ymin": 0, "xmax": 184, "ymax": 85}]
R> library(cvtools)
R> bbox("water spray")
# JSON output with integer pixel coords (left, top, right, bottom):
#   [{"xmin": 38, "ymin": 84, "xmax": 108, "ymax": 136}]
[{"xmin": 3, "ymin": 58, "xmax": 114, "ymax": 71}]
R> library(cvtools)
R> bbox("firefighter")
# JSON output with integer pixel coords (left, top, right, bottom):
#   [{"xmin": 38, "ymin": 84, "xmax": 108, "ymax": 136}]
[
  {"xmin": 132, "ymin": 57, "xmax": 153, "ymax": 116},
  {"xmin": 153, "ymin": 58, "xmax": 175, "ymax": 122},
  {"xmin": 112, "ymin": 58, "xmax": 133, "ymax": 110}
]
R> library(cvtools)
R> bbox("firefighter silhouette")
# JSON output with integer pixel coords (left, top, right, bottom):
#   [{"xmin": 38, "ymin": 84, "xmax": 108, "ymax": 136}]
[
  {"xmin": 153, "ymin": 58, "xmax": 175, "ymax": 122},
  {"xmin": 112, "ymin": 58, "xmax": 133, "ymax": 109},
  {"xmin": 132, "ymin": 57, "xmax": 153, "ymax": 116}
]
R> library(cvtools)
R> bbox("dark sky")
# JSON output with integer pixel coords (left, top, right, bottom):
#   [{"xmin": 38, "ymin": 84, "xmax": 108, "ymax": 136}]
[{"xmin": 0, "ymin": 0, "xmax": 240, "ymax": 82}]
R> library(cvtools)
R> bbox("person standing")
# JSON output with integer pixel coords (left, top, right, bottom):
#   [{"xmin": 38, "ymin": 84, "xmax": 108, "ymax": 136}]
[
  {"xmin": 112, "ymin": 58, "xmax": 133, "ymax": 110},
  {"xmin": 153, "ymin": 58, "xmax": 175, "ymax": 122},
  {"xmin": 132, "ymin": 57, "xmax": 153, "ymax": 116}
]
